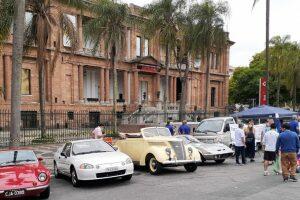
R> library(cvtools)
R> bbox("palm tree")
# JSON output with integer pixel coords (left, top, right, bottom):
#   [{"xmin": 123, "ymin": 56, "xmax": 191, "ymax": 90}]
[
  {"xmin": 142, "ymin": 0, "xmax": 186, "ymax": 121},
  {"xmin": 10, "ymin": 0, "xmax": 26, "ymax": 148},
  {"xmin": 83, "ymin": 0, "xmax": 129, "ymax": 134},
  {"xmin": 24, "ymin": 0, "xmax": 80, "ymax": 138},
  {"xmin": 284, "ymin": 43, "xmax": 300, "ymax": 110},
  {"xmin": 190, "ymin": 0, "xmax": 229, "ymax": 117},
  {"xmin": 269, "ymin": 35, "xmax": 290, "ymax": 107},
  {"xmin": 253, "ymin": 0, "xmax": 270, "ymax": 105}
]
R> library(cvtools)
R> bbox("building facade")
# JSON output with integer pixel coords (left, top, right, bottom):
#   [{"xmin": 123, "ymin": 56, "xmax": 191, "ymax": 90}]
[{"xmin": 0, "ymin": 2, "xmax": 233, "ymax": 117}]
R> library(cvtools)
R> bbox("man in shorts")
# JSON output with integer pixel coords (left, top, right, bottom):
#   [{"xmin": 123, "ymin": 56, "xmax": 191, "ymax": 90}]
[{"xmin": 262, "ymin": 123, "xmax": 279, "ymax": 176}]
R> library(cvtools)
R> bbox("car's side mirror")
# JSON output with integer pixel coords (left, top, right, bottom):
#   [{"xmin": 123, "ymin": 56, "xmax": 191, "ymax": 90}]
[{"xmin": 38, "ymin": 157, "xmax": 43, "ymax": 162}]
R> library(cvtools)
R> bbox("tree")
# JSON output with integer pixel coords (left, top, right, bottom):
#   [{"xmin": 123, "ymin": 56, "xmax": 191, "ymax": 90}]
[
  {"xmin": 83, "ymin": 0, "xmax": 129, "ymax": 134},
  {"xmin": 284, "ymin": 43, "xmax": 300, "ymax": 110},
  {"xmin": 24, "ymin": 0, "xmax": 80, "ymax": 138},
  {"xmin": 229, "ymin": 67, "xmax": 264, "ymax": 105},
  {"xmin": 189, "ymin": 0, "xmax": 229, "ymax": 116},
  {"xmin": 142, "ymin": 0, "xmax": 186, "ymax": 121},
  {"xmin": 10, "ymin": 0, "xmax": 26, "ymax": 147},
  {"xmin": 0, "ymin": 0, "xmax": 84, "ymax": 142},
  {"xmin": 253, "ymin": 0, "xmax": 270, "ymax": 105},
  {"xmin": 269, "ymin": 35, "xmax": 290, "ymax": 107}
]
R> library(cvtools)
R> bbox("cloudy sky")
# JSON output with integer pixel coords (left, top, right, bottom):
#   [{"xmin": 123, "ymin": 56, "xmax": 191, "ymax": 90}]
[{"xmin": 121, "ymin": 0, "xmax": 300, "ymax": 67}]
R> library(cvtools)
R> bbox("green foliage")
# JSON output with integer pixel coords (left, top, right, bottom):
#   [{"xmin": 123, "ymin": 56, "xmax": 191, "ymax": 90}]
[
  {"xmin": 229, "ymin": 67, "xmax": 264, "ymax": 105},
  {"xmin": 230, "ymin": 35, "xmax": 299, "ymax": 108},
  {"xmin": 0, "ymin": 0, "xmax": 14, "ymax": 46}
]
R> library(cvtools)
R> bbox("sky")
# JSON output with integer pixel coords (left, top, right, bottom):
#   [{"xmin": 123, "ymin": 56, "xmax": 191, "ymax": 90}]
[{"xmin": 121, "ymin": 0, "xmax": 300, "ymax": 67}]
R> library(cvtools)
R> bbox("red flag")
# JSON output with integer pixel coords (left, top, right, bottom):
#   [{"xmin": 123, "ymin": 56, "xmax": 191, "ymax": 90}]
[{"xmin": 259, "ymin": 77, "xmax": 267, "ymax": 105}]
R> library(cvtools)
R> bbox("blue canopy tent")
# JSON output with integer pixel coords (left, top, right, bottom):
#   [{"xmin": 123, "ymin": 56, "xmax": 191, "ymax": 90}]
[{"xmin": 232, "ymin": 105, "xmax": 298, "ymax": 119}]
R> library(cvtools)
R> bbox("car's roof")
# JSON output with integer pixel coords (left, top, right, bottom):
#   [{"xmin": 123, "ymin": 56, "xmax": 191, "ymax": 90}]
[
  {"xmin": 70, "ymin": 139, "xmax": 104, "ymax": 144},
  {"xmin": 0, "ymin": 149, "xmax": 34, "ymax": 153},
  {"xmin": 203, "ymin": 117, "xmax": 234, "ymax": 121}
]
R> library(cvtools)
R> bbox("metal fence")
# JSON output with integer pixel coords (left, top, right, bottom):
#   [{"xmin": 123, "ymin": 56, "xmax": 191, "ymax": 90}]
[{"xmin": 0, "ymin": 109, "xmax": 228, "ymax": 147}]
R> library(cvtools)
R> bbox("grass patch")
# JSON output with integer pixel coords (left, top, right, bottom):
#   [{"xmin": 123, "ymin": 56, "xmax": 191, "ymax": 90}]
[{"xmin": 32, "ymin": 137, "xmax": 55, "ymax": 144}]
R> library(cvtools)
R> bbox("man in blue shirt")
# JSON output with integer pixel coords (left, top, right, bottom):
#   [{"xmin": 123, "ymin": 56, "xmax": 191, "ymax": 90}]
[
  {"xmin": 276, "ymin": 123, "xmax": 300, "ymax": 182},
  {"xmin": 166, "ymin": 121, "xmax": 174, "ymax": 136},
  {"xmin": 289, "ymin": 116, "xmax": 299, "ymax": 135},
  {"xmin": 178, "ymin": 120, "xmax": 191, "ymax": 135}
]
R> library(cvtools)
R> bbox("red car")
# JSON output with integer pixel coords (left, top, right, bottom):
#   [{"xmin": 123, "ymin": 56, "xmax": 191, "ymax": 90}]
[{"xmin": 0, "ymin": 150, "xmax": 51, "ymax": 199}]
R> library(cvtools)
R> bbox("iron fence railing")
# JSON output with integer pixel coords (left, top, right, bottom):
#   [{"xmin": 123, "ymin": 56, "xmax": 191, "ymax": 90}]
[{"xmin": 0, "ymin": 110, "xmax": 228, "ymax": 147}]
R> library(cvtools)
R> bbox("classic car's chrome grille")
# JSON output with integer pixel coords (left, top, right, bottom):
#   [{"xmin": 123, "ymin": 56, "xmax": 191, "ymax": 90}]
[{"xmin": 169, "ymin": 141, "xmax": 186, "ymax": 160}]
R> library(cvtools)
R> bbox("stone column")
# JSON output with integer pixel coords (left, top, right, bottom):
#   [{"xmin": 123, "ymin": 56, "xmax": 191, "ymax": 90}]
[
  {"xmin": 0, "ymin": 55, "xmax": 4, "ymax": 101},
  {"xmin": 77, "ymin": 15, "xmax": 83, "ymax": 51},
  {"xmin": 169, "ymin": 77, "xmax": 173, "ymax": 104},
  {"xmin": 100, "ymin": 68, "xmax": 105, "ymax": 102},
  {"xmin": 78, "ymin": 65, "xmax": 84, "ymax": 102},
  {"xmin": 173, "ymin": 77, "xmax": 177, "ymax": 103},
  {"xmin": 134, "ymin": 71, "xmax": 139, "ymax": 103},
  {"xmin": 4, "ymin": 55, "xmax": 12, "ymax": 101},
  {"xmin": 105, "ymin": 68, "xmax": 110, "ymax": 102},
  {"xmin": 123, "ymin": 71, "xmax": 128, "ymax": 103}
]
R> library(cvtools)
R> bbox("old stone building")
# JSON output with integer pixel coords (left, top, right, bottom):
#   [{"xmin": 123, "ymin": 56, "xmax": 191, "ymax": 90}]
[{"xmin": 0, "ymin": 2, "xmax": 233, "ymax": 123}]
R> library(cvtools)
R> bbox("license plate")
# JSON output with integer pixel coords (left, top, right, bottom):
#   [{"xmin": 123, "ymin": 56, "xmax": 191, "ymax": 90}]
[
  {"xmin": 106, "ymin": 167, "xmax": 118, "ymax": 172},
  {"xmin": 5, "ymin": 189, "xmax": 25, "ymax": 197}
]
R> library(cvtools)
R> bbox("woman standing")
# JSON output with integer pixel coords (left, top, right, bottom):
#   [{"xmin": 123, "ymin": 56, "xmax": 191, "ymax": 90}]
[{"xmin": 245, "ymin": 120, "xmax": 256, "ymax": 162}]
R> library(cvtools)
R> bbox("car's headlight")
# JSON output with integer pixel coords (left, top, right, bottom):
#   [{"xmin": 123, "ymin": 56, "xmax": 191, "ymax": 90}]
[
  {"xmin": 79, "ymin": 163, "xmax": 94, "ymax": 169},
  {"xmin": 165, "ymin": 147, "xmax": 171, "ymax": 156},
  {"xmin": 38, "ymin": 172, "xmax": 47, "ymax": 182},
  {"xmin": 125, "ymin": 158, "xmax": 132, "ymax": 164}
]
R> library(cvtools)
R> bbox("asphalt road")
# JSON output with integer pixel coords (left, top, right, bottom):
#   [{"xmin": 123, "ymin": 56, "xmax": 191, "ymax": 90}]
[{"xmin": 38, "ymin": 156, "xmax": 300, "ymax": 200}]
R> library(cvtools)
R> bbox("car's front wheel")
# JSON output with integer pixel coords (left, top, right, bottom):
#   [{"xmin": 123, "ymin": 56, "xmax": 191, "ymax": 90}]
[
  {"xmin": 215, "ymin": 159, "xmax": 225, "ymax": 164},
  {"xmin": 147, "ymin": 155, "xmax": 162, "ymax": 175},
  {"xmin": 53, "ymin": 162, "xmax": 61, "ymax": 179},
  {"xmin": 184, "ymin": 163, "xmax": 197, "ymax": 172},
  {"xmin": 40, "ymin": 186, "xmax": 50, "ymax": 199},
  {"xmin": 121, "ymin": 174, "xmax": 132, "ymax": 181},
  {"xmin": 71, "ymin": 168, "xmax": 81, "ymax": 187}
]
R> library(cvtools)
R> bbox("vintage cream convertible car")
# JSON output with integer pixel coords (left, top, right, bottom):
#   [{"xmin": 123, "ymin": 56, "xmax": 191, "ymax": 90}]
[{"xmin": 116, "ymin": 127, "xmax": 201, "ymax": 175}]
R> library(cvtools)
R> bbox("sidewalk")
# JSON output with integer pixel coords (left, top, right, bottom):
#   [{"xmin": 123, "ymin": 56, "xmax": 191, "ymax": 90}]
[{"xmin": 31, "ymin": 144, "xmax": 63, "ymax": 173}]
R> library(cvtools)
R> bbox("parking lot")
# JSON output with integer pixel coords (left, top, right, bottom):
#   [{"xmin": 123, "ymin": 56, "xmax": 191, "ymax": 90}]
[{"xmin": 43, "ymin": 156, "xmax": 300, "ymax": 200}]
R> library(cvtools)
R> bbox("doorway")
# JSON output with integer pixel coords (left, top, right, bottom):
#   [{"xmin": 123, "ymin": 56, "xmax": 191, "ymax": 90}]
[{"xmin": 139, "ymin": 81, "xmax": 148, "ymax": 104}]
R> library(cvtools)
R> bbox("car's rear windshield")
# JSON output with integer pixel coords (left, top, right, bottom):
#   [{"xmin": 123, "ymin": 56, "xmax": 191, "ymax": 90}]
[
  {"xmin": 72, "ymin": 140, "xmax": 115, "ymax": 155},
  {"xmin": 195, "ymin": 120, "xmax": 224, "ymax": 134},
  {"xmin": 0, "ymin": 150, "xmax": 37, "ymax": 166},
  {"xmin": 143, "ymin": 127, "xmax": 172, "ymax": 137}
]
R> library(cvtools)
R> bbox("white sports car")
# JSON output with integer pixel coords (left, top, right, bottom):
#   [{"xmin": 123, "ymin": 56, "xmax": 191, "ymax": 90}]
[
  {"xmin": 53, "ymin": 139, "xmax": 134, "ymax": 187},
  {"xmin": 176, "ymin": 135, "xmax": 234, "ymax": 164}
]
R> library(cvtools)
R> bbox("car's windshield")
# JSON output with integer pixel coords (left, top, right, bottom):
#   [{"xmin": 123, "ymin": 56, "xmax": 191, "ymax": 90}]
[
  {"xmin": 143, "ymin": 127, "xmax": 172, "ymax": 137},
  {"xmin": 0, "ymin": 150, "xmax": 37, "ymax": 166},
  {"xmin": 178, "ymin": 135, "xmax": 201, "ymax": 144},
  {"xmin": 72, "ymin": 140, "xmax": 115, "ymax": 155},
  {"xmin": 195, "ymin": 120, "xmax": 224, "ymax": 133}
]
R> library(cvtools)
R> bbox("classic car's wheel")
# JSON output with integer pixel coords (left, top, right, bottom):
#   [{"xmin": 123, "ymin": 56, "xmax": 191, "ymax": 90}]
[
  {"xmin": 215, "ymin": 159, "xmax": 225, "ymax": 164},
  {"xmin": 121, "ymin": 174, "xmax": 132, "ymax": 181},
  {"xmin": 71, "ymin": 168, "xmax": 81, "ymax": 187},
  {"xmin": 184, "ymin": 163, "xmax": 197, "ymax": 172},
  {"xmin": 148, "ymin": 156, "xmax": 162, "ymax": 175},
  {"xmin": 40, "ymin": 186, "xmax": 50, "ymax": 199},
  {"xmin": 53, "ymin": 162, "xmax": 61, "ymax": 179}
]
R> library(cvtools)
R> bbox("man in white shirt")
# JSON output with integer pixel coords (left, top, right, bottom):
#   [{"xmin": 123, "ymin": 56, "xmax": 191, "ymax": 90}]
[
  {"xmin": 91, "ymin": 125, "xmax": 104, "ymax": 139},
  {"xmin": 234, "ymin": 123, "xmax": 246, "ymax": 165},
  {"xmin": 262, "ymin": 123, "xmax": 279, "ymax": 176}
]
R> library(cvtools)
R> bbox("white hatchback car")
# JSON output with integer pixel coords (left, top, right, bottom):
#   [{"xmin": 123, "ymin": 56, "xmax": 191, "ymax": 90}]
[{"xmin": 53, "ymin": 139, "xmax": 134, "ymax": 187}]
